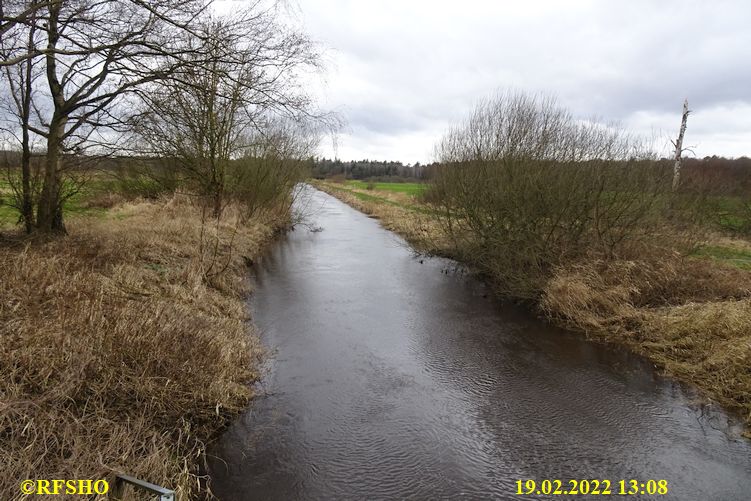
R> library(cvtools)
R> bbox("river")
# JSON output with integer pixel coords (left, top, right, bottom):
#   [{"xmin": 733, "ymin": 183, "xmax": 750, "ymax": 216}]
[{"xmin": 208, "ymin": 187, "xmax": 751, "ymax": 500}]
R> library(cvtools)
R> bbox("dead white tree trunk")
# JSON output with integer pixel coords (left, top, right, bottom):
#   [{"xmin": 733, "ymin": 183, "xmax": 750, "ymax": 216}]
[{"xmin": 672, "ymin": 99, "xmax": 690, "ymax": 191}]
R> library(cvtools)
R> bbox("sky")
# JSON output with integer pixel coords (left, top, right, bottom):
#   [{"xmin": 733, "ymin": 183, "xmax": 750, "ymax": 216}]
[{"xmin": 218, "ymin": 0, "xmax": 751, "ymax": 164}]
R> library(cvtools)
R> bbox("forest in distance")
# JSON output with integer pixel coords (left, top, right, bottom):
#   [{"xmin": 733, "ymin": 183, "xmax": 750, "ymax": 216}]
[{"xmin": 2, "ymin": 0, "xmax": 751, "ymax": 500}]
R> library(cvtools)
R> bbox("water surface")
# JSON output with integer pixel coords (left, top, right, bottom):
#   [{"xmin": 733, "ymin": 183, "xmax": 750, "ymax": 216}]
[{"xmin": 209, "ymin": 187, "xmax": 751, "ymax": 500}]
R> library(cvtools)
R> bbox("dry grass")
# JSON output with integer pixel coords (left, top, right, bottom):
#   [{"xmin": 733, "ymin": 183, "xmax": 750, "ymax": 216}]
[
  {"xmin": 641, "ymin": 300, "xmax": 751, "ymax": 426},
  {"xmin": 542, "ymin": 256, "xmax": 751, "ymax": 436},
  {"xmin": 0, "ymin": 195, "xmax": 283, "ymax": 499},
  {"xmin": 312, "ymin": 180, "xmax": 447, "ymax": 253},
  {"xmin": 542, "ymin": 256, "xmax": 751, "ymax": 330},
  {"xmin": 319, "ymin": 180, "xmax": 751, "ymax": 437}
]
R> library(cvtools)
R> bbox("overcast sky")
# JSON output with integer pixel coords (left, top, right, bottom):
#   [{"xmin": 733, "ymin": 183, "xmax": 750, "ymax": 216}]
[{"xmin": 223, "ymin": 0, "xmax": 751, "ymax": 163}]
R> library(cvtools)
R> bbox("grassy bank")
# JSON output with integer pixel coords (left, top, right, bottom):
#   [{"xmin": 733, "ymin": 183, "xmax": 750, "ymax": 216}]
[
  {"xmin": 310, "ymin": 180, "xmax": 441, "ymax": 251},
  {"xmin": 0, "ymin": 194, "xmax": 285, "ymax": 499},
  {"xmin": 314, "ymin": 179, "xmax": 751, "ymax": 437}
]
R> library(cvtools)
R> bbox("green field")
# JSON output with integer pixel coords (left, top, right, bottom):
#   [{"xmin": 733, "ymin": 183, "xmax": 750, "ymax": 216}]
[
  {"xmin": 693, "ymin": 245, "xmax": 751, "ymax": 270},
  {"xmin": 0, "ymin": 176, "xmax": 115, "ymax": 228},
  {"xmin": 345, "ymin": 180, "xmax": 426, "ymax": 196},
  {"xmin": 318, "ymin": 180, "xmax": 435, "ymax": 215}
]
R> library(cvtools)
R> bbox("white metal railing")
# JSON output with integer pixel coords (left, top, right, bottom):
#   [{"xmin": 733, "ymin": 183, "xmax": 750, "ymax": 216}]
[{"xmin": 111, "ymin": 474, "xmax": 175, "ymax": 501}]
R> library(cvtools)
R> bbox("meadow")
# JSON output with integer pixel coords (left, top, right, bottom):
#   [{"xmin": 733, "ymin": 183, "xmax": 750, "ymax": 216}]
[
  {"xmin": 0, "ymin": 175, "xmax": 123, "ymax": 227},
  {"xmin": 345, "ymin": 180, "xmax": 426, "ymax": 195}
]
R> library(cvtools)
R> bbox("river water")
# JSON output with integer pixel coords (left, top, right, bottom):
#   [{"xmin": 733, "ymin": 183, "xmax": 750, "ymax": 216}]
[{"xmin": 208, "ymin": 187, "xmax": 751, "ymax": 500}]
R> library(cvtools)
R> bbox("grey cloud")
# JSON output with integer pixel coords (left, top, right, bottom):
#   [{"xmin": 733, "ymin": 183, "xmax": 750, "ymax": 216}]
[{"xmin": 285, "ymin": 0, "xmax": 751, "ymax": 162}]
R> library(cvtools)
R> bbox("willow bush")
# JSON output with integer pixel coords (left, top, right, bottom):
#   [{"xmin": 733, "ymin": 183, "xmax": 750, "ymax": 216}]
[{"xmin": 427, "ymin": 91, "xmax": 698, "ymax": 298}]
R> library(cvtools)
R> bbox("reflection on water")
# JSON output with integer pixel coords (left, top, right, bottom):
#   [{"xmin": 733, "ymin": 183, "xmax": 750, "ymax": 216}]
[{"xmin": 209, "ymin": 187, "xmax": 751, "ymax": 501}]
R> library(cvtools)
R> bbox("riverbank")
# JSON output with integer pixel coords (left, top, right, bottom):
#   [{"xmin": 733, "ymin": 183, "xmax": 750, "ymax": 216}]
[
  {"xmin": 313, "ymin": 179, "xmax": 751, "ymax": 437},
  {"xmin": 211, "ymin": 185, "xmax": 751, "ymax": 500},
  {"xmin": 0, "ymin": 195, "xmax": 285, "ymax": 498}
]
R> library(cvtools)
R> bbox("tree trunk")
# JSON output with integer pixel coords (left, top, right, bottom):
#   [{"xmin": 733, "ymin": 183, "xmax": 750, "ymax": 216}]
[
  {"xmin": 35, "ymin": 0, "xmax": 66, "ymax": 234},
  {"xmin": 20, "ymin": 129, "xmax": 33, "ymax": 233},
  {"xmin": 672, "ymin": 99, "xmax": 690, "ymax": 191},
  {"xmin": 212, "ymin": 181, "xmax": 223, "ymax": 219},
  {"xmin": 16, "ymin": 0, "xmax": 37, "ymax": 233},
  {"xmin": 20, "ymin": 17, "xmax": 34, "ymax": 233},
  {"xmin": 36, "ymin": 116, "xmax": 66, "ymax": 233}
]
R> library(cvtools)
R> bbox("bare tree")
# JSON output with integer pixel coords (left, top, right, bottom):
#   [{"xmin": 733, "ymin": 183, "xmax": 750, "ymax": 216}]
[
  {"xmin": 1, "ymin": 0, "xmax": 210, "ymax": 233},
  {"xmin": 130, "ymin": 5, "xmax": 329, "ymax": 218},
  {"xmin": 430, "ymin": 91, "xmax": 666, "ymax": 297},
  {"xmin": 0, "ymin": 0, "xmax": 42, "ymax": 232},
  {"xmin": 233, "ymin": 116, "xmax": 322, "ymax": 220},
  {"xmin": 671, "ymin": 98, "xmax": 690, "ymax": 191}
]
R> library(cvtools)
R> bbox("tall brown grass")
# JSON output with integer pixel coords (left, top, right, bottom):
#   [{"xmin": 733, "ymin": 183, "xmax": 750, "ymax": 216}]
[
  {"xmin": 0, "ymin": 195, "xmax": 283, "ymax": 499},
  {"xmin": 541, "ymin": 254, "xmax": 751, "ymax": 435}
]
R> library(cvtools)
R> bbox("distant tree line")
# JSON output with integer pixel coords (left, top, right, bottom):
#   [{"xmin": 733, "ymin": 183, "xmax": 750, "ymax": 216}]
[
  {"xmin": 679, "ymin": 156, "xmax": 751, "ymax": 196},
  {"xmin": 310, "ymin": 154, "xmax": 751, "ymax": 189},
  {"xmin": 311, "ymin": 158, "xmax": 438, "ymax": 181}
]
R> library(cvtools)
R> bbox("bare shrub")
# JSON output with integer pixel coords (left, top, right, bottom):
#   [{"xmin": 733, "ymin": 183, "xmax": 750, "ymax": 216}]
[
  {"xmin": 226, "ymin": 119, "xmax": 318, "ymax": 223},
  {"xmin": 128, "ymin": 9, "xmax": 330, "ymax": 220},
  {"xmin": 428, "ymin": 91, "xmax": 697, "ymax": 298}
]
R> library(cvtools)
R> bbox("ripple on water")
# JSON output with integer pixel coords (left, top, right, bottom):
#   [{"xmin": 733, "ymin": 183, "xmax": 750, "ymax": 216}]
[{"xmin": 209, "ymin": 188, "xmax": 751, "ymax": 501}]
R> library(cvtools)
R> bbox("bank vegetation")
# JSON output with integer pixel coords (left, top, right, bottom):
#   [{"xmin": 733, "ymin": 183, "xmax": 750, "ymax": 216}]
[
  {"xmin": 317, "ymin": 91, "xmax": 751, "ymax": 436},
  {"xmin": 1, "ymin": 0, "xmax": 327, "ymax": 498}
]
